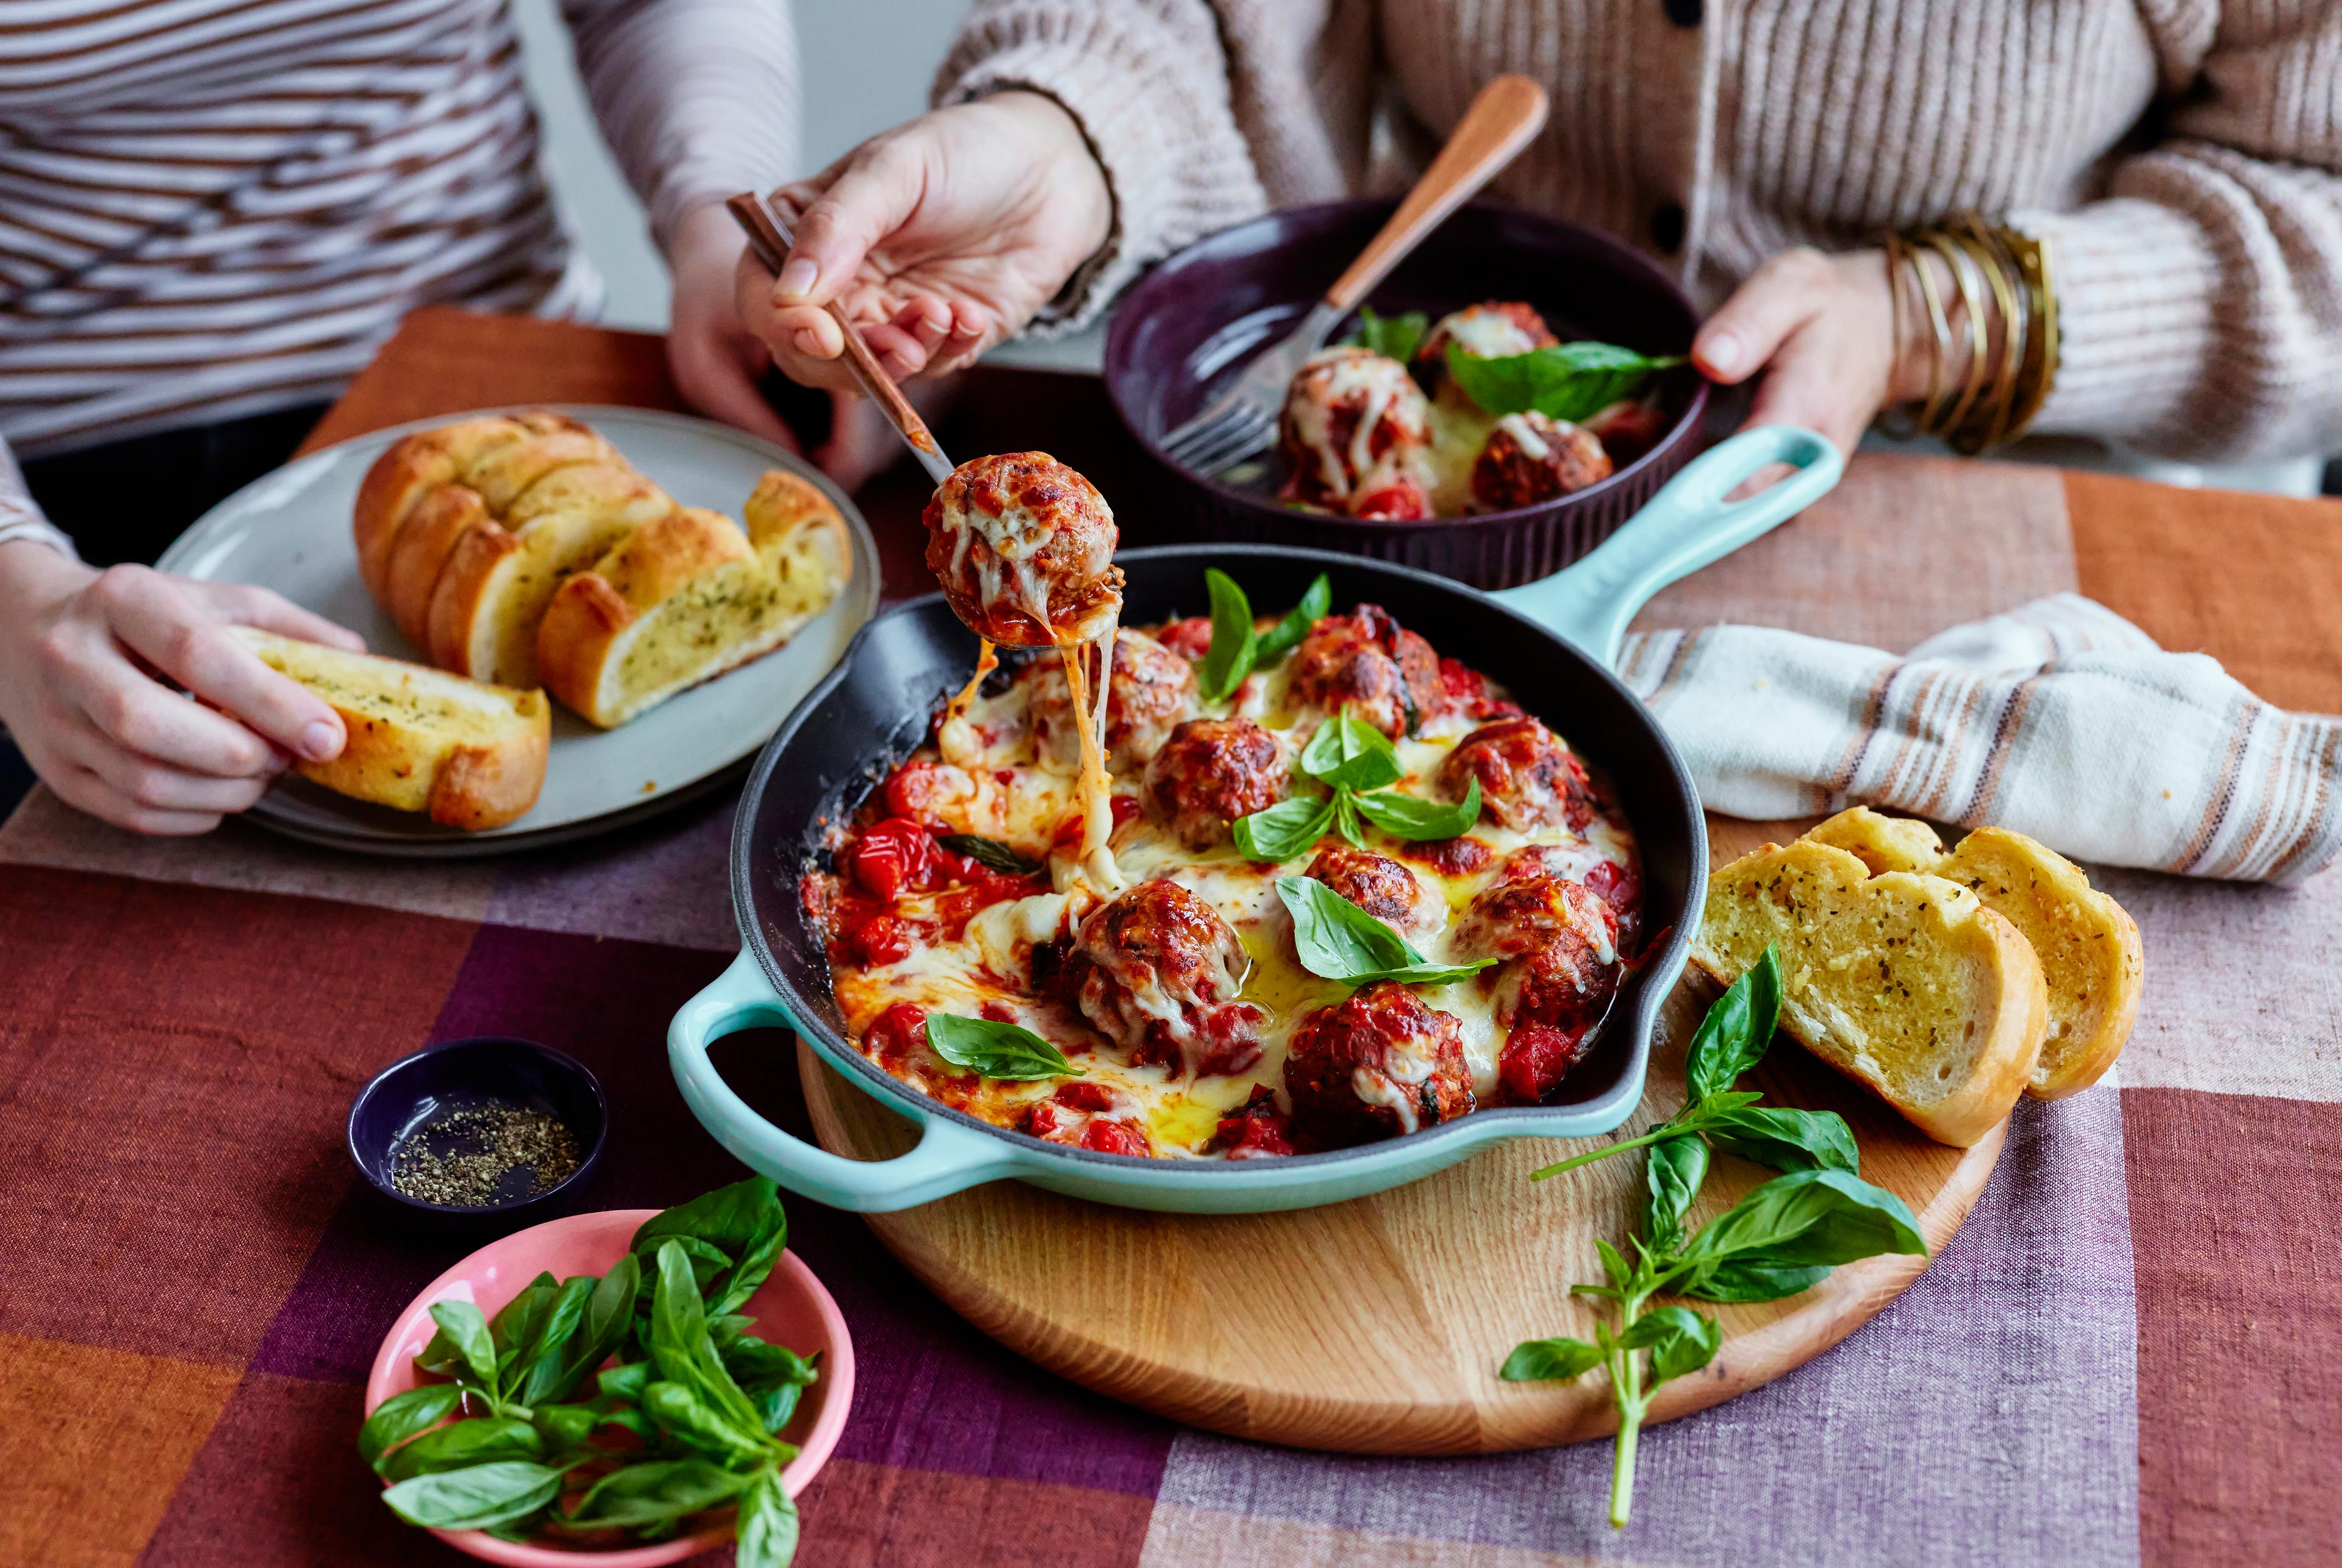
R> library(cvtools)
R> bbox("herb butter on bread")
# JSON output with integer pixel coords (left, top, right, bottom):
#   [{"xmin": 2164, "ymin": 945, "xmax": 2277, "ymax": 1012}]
[
  {"xmin": 1805, "ymin": 807, "xmax": 2143, "ymax": 1100},
  {"xmin": 234, "ymin": 629, "xmax": 550, "ymax": 829},
  {"xmin": 1694, "ymin": 839, "xmax": 2048, "ymax": 1147}
]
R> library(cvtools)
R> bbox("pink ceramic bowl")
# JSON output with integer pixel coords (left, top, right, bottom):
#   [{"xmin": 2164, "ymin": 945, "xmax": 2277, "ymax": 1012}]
[{"xmin": 363, "ymin": 1208, "xmax": 854, "ymax": 1566}]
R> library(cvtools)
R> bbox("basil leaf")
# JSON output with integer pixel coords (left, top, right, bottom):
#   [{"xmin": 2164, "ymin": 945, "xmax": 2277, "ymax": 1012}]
[
  {"xmin": 531, "ymin": 1402, "xmax": 598, "ymax": 1453},
  {"xmin": 358, "ymin": 1384, "xmax": 465, "ymax": 1473},
  {"xmin": 1679, "ymin": 1260, "xmax": 1833, "ymax": 1303},
  {"xmin": 517, "ymin": 1276, "xmax": 595, "ymax": 1405},
  {"xmin": 1255, "ymin": 573, "xmax": 1333, "ymax": 665},
  {"xmin": 379, "ymin": 1416, "xmax": 542, "ymax": 1483},
  {"xmin": 1683, "ymin": 946, "xmax": 1784, "ymax": 1103},
  {"xmin": 1352, "ymin": 780, "xmax": 1480, "ymax": 841},
  {"xmin": 650, "ymin": 1239, "xmax": 765, "ymax": 1434},
  {"xmin": 755, "ymin": 1381, "xmax": 806, "ymax": 1436},
  {"xmin": 382, "ymin": 1460, "xmax": 567, "ymax": 1532},
  {"xmin": 1332, "ymin": 788, "xmax": 1366, "ymax": 848},
  {"xmin": 1618, "ymin": 1305, "xmax": 1722, "ymax": 1386},
  {"xmin": 1444, "ymin": 340, "xmax": 1687, "ymax": 422},
  {"xmin": 1675, "ymin": 1169, "xmax": 1927, "ymax": 1284},
  {"xmin": 634, "ymin": 1176, "xmax": 789, "ymax": 1317},
  {"xmin": 1350, "ymin": 307, "xmax": 1428, "ymax": 366},
  {"xmin": 423, "ymin": 1300, "xmax": 500, "ymax": 1397},
  {"xmin": 597, "ymin": 1361, "xmax": 650, "ymax": 1403},
  {"xmin": 1275, "ymin": 876, "xmax": 1495, "ymax": 987},
  {"xmin": 1642, "ymin": 1134, "xmax": 1710, "ymax": 1259},
  {"xmin": 490, "ymin": 1275, "xmax": 559, "ymax": 1372},
  {"xmin": 1594, "ymin": 1237, "xmax": 1633, "ymax": 1294},
  {"xmin": 936, "ymin": 834, "xmax": 1043, "ymax": 876},
  {"xmin": 1702, "ymin": 1105, "xmax": 1860, "ymax": 1176},
  {"xmin": 564, "ymin": 1457, "xmax": 751, "ymax": 1530},
  {"xmin": 1197, "ymin": 568, "xmax": 1258, "ymax": 703},
  {"xmin": 643, "ymin": 1380, "xmax": 776, "ymax": 1466},
  {"xmin": 737, "ymin": 1467, "xmax": 801, "ymax": 1568},
  {"xmin": 1499, "ymin": 1336, "xmax": 1604, "ymax": 1382},
  {"xmin": 1298, "ymin": 706, "xmax": 1403, "ymax": 792},
  {"xmin": 1233, "ymin": 794, "xmax": 1334, "ymax": 862},
  {"xmin": 726, "ymin": 1336, "xmax": 819, "ymax": 1397},
  {"xmin": 925, "ymin": 1012, "xmax": 1083, "ymax": 1080},
  {"xmin": 554, "ymin": 1252, "xmax": 639, "ymax": 1400}
]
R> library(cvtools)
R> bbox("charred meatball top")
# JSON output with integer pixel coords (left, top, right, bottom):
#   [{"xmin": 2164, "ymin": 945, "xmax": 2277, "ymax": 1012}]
[
  {"xmin": 1284, "ymin": 982, "xmax": 1475, "ymax": 1148},
  {"xmin": 1142, "ymin": 717, "xmax": 1288, "ymax": 850},
  {"xmin": 1285, "ymin": 604, "xmax": 1442, "ymax": 739},
  {"xmin": 925, "ymin": 452, "xmax": 1123, "ymax": 646}
]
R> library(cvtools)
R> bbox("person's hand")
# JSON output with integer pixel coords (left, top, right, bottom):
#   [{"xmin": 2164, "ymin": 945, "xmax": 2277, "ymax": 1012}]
[
  {"xmin": 739, "ymin": 91, "xmax": 1112, "ymax": 393},
  {"xmin": 1691, "ymin": 246, "xmax": 1936, "ymax": 456},
  {"xmin": 665, "ymin": 199, "xmax": 818, "ymax": 454},
  {"xmin": 0, "ymin": 542, "xmax": 363, "ymax": 834}
]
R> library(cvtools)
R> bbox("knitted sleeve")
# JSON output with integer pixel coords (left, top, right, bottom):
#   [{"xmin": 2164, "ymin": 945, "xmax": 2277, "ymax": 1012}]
[
  {"xmin": 932, "ymin": 1, "xmax": 1272, "ymax": 329},
  {"xmin": 2014, "ymin": 0, "xmax": 2342, "ymax": 462}
]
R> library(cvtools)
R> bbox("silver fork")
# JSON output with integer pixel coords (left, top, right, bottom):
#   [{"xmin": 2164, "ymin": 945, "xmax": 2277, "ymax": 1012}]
[{"xmin": 1156, "ymin": 74, "xmax": 1549, "ymax": 476}]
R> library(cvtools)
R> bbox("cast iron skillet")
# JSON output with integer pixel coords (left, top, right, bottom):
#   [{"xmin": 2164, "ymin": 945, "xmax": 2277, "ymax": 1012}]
[{"xmin": 668, "ymin": 426, "xmax": 1841, "ymax": 1214}]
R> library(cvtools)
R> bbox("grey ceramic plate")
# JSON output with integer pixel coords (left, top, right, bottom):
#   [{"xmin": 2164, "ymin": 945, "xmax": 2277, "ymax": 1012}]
[{"xmin": 156, "ymin": 405, "xmax": 880, "ymax": 858}]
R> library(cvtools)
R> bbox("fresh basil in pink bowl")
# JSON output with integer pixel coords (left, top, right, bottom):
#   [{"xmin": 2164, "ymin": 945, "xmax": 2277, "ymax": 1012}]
[{"xmin": 360, "ymin": 1183, "xmax": 851, "ymax": 1566}]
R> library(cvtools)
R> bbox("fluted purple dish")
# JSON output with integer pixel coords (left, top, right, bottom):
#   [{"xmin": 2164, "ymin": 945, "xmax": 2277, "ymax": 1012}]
[{"xmin": 1103, "ymin": 199, "xmax": 1709, "ymax": 589}]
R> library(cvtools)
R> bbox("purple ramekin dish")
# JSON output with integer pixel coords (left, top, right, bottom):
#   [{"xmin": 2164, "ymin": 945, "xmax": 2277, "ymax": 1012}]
[{"xmin": 1103, "ymin": 198, "xmax": 1710, "ymax": 589}]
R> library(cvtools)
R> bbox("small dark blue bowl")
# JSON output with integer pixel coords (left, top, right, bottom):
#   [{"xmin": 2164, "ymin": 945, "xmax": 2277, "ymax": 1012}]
[{"xmin": 347, "ymin": 1037, "xmax": 609, "ymax": 1242}]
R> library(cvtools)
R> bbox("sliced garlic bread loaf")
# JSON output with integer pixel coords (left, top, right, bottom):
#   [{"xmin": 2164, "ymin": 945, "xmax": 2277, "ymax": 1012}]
[
  {"xmin": 1805, "ymin": 807, "xmax": 2143, "ymax": 1100},
  {"xmin": 234, "ymin": 629, "xmax": 549, "ymax": 829},
  {"xmin": 534, "ymin": 470, "xmax": 848, "ymax": 729},
  {"xmin": 1694, "ymin": 839, "xmax": 2047, "ymax": 1147}
]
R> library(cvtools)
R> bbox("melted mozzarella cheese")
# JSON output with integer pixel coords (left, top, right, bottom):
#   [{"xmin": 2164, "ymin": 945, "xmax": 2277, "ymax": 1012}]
[{"xmin": 823, "ymin": 615, "xmax": 1639, "ymax": 1155}]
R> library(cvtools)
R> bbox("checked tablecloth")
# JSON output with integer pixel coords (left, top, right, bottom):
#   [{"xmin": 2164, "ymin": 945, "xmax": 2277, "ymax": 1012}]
[{"xmin": 2, "ymin": 312, "xmax": 2337, "ymax": 1568}]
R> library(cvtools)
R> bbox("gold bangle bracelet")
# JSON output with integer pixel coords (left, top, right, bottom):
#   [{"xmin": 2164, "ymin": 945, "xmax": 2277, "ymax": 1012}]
[
  {"xmin": 1874, "ymin": 216, "xmax": 2060, "ymax": 454},
  {"xmin": 1950, "ymin": 218, "xmax": 2023, "ymax": 453},
  {"xmin": 1920, "ymin": 231, "xmax": 1989, "ymax": 440},
  {"xmin": 1907, "ymin": 236, "xmax": 1959, "ymax": 435},
  {"xmin": 1878, "ymin": 232, "xmax": 1921, "ymax": 440}
]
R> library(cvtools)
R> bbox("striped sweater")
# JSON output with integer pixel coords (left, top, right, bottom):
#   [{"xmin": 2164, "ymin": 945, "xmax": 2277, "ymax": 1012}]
[
  {"xmin": 939, "ymin": 0, "xmax": 2342, "ymax": 465},
  {"xmin": 0, "ymin": 0, "xmax": 797, "ymax": 533}
]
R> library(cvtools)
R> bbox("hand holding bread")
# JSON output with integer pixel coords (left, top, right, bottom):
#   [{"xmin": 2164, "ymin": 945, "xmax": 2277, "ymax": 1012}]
[{"xmin": 1695, "ymin": 810, "xmax": 2143, "ymax": 1146}]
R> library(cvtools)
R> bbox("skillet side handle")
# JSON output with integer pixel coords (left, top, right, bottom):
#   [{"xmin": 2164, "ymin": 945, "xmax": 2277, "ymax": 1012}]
[
  {"xmin": 670, "ymin": 950, "xmax": 1022, "ymax": 1212},
  {"xmin": 1492, "ymin": 424, "xmax": 1842, "ymax": 667}
]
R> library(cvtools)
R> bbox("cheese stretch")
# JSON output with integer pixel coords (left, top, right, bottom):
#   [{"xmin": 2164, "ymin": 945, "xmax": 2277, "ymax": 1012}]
[{"xmin": 813, "ymin": 617, "xmax": 1638, "ymax": 1159}]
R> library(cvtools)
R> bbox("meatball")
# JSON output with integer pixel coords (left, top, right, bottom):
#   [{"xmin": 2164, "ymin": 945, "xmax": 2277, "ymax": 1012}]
[
  {"xmin": 1438, "ymin": 716, "xmax": 1597, "ymax": 831},
  {"xmin": 1020, "ymin": 1079, "xmax": 1154, "ymax": 1157},
  {"xmin": 1064, "ymin": 879, "xmax": 1265, "ymax": 1076},
  {"xmin": 1152, "ymin": 615, "xmax": 1215, "ymax": 660},
  {"xmin": 1283, "ymin": 982, "xmax": 1475, "ymax": 1148},
  {"xmin": 1277, "ymin": 347, "xmax": 1434, "ymax": 520},
  {"xmin": 924, "ymin": 452, "xmax": 1123, "ymax": 646},
  {"xmin": 1453, "ymin": 875, "xmax": 1622, "ymax": 1104},
  {"xmin": 1304, "ymin": 845, "xmax": 1440, "ymax": 938},
  {"xmin": 1142, "ymin": 718, "xmax": 1288, "ymax": 849},
  {"xmin": 1207, "ymin": 1084, "xmax": 1298, "ymax": 1159},
  {"xmin": 1025, "ymin": 628, "xmax": 1196, "ymax": 771},
  {"xmin": 1469, "ymin": 412, "xmax": 1614, "ymax": 512},
  {"xmin": 1285, "ymin": 604, "xmax": 1443, "ymax": 738},
  {"xmin": 1417, "ymin": 301, "xmax": 1558, "ymax": 369}
]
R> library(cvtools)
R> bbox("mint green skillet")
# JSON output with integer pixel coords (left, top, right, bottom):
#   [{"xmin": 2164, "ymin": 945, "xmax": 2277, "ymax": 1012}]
[{"xmin": 669, "ymin": 425, "xmax": 1840, "ymax": 1214}]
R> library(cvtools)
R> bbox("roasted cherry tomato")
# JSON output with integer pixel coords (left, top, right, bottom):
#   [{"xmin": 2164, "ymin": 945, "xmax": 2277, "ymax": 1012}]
[{"xmin": 847, "ymin": 816, "xmax": 934, "ymax": 900}]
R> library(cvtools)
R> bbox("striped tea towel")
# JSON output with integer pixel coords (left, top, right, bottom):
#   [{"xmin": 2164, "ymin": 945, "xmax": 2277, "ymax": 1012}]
[{"xmin": 1617, "ymin": 593, "xmax": 2342, "ymax": 884}]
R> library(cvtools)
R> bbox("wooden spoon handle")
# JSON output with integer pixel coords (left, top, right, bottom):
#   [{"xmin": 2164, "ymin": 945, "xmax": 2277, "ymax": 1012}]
[{"xmin": 1322, "ymin": 74, "xmax": 1550, "ymax": 313}]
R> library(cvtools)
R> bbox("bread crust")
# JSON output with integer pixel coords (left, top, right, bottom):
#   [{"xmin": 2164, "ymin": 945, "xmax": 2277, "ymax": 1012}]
[
  {"xmin": 1803, "ymin": 809, "xmax": 2143, "ymax": 1100},
  {"xmin": 234, "ymin": 629, "xmax": 550, "ymax": 829},
  {"xmin": 1693, "ymin": 840, "xmax": 2048, "ymax": 1148}
]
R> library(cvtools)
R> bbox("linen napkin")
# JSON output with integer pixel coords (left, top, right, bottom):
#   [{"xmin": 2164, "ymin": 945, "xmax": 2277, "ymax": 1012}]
[{"xmin": 1617, "ymin": 593, "xmax": 2342, "ymax": 884}]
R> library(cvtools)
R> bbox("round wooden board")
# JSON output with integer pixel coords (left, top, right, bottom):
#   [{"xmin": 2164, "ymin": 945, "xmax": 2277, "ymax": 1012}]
[{"xmin": 798, "ymin": 818, "xmax": 2006, "ymax": 1455}]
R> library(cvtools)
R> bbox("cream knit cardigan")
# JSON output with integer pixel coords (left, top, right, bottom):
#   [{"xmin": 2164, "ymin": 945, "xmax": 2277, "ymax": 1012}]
[{"xmin": 937, "ymin": 0, "xmax": 2342, "ymax": 464}]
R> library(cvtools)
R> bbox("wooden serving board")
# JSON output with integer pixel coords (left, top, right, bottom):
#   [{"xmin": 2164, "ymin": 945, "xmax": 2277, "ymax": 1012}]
[{"xmin": 798, "ymin": 819, "xmax": 2004, "ymax": 1455}]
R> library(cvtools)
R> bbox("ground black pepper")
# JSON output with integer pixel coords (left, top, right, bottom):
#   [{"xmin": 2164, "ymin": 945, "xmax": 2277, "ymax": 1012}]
[{"xmin": 389, "ymin": 1103, "xmax": 582, "ymax": 1207}]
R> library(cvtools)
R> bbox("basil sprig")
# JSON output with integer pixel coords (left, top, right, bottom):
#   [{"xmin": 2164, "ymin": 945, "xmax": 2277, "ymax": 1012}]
[
  {"xmin": 360, "ymin": 1178, "xmax": 814, "ymax": 1564},
  {"xmin": 1275, "ymin": 877, "xmax": 1494, "ymax": 987},
  {"xmin": 1444, "ymin": 340, "xmax": 1687, "ymax": 423},
  {"xmin": 1500, "ymin": 948, "xmax": 1927, "ymax": 1528},
  {"xmin": 1232, "ymin": 706, "xmax": 1482, "ymax": 863},
  {"xmin": 925, "ymin": 1012, "xmax": 1083, "ymax": 1080},
  {"xmin": 1348, "ymin": 306, "xmax": 1428, "ymax": 365},
  {"xmin": 1196, "ymin": 569, "xmax": 1331, "ymax": 703}
]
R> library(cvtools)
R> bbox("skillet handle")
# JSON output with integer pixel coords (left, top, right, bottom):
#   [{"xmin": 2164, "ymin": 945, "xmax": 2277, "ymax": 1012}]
[
  {"xmin": 1492, "ymin": 424, "xmax": 1841, "ymax": 667},
  {"xmin": 670, "ymin": 950, "xmax": 1023, "ymax": 1212}
]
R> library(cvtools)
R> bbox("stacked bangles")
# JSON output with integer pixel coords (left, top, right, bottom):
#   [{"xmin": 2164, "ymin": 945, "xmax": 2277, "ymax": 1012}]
[{"xmin": 1882, "ymin": 215, "xmax": 2058, "ymax": 455}]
